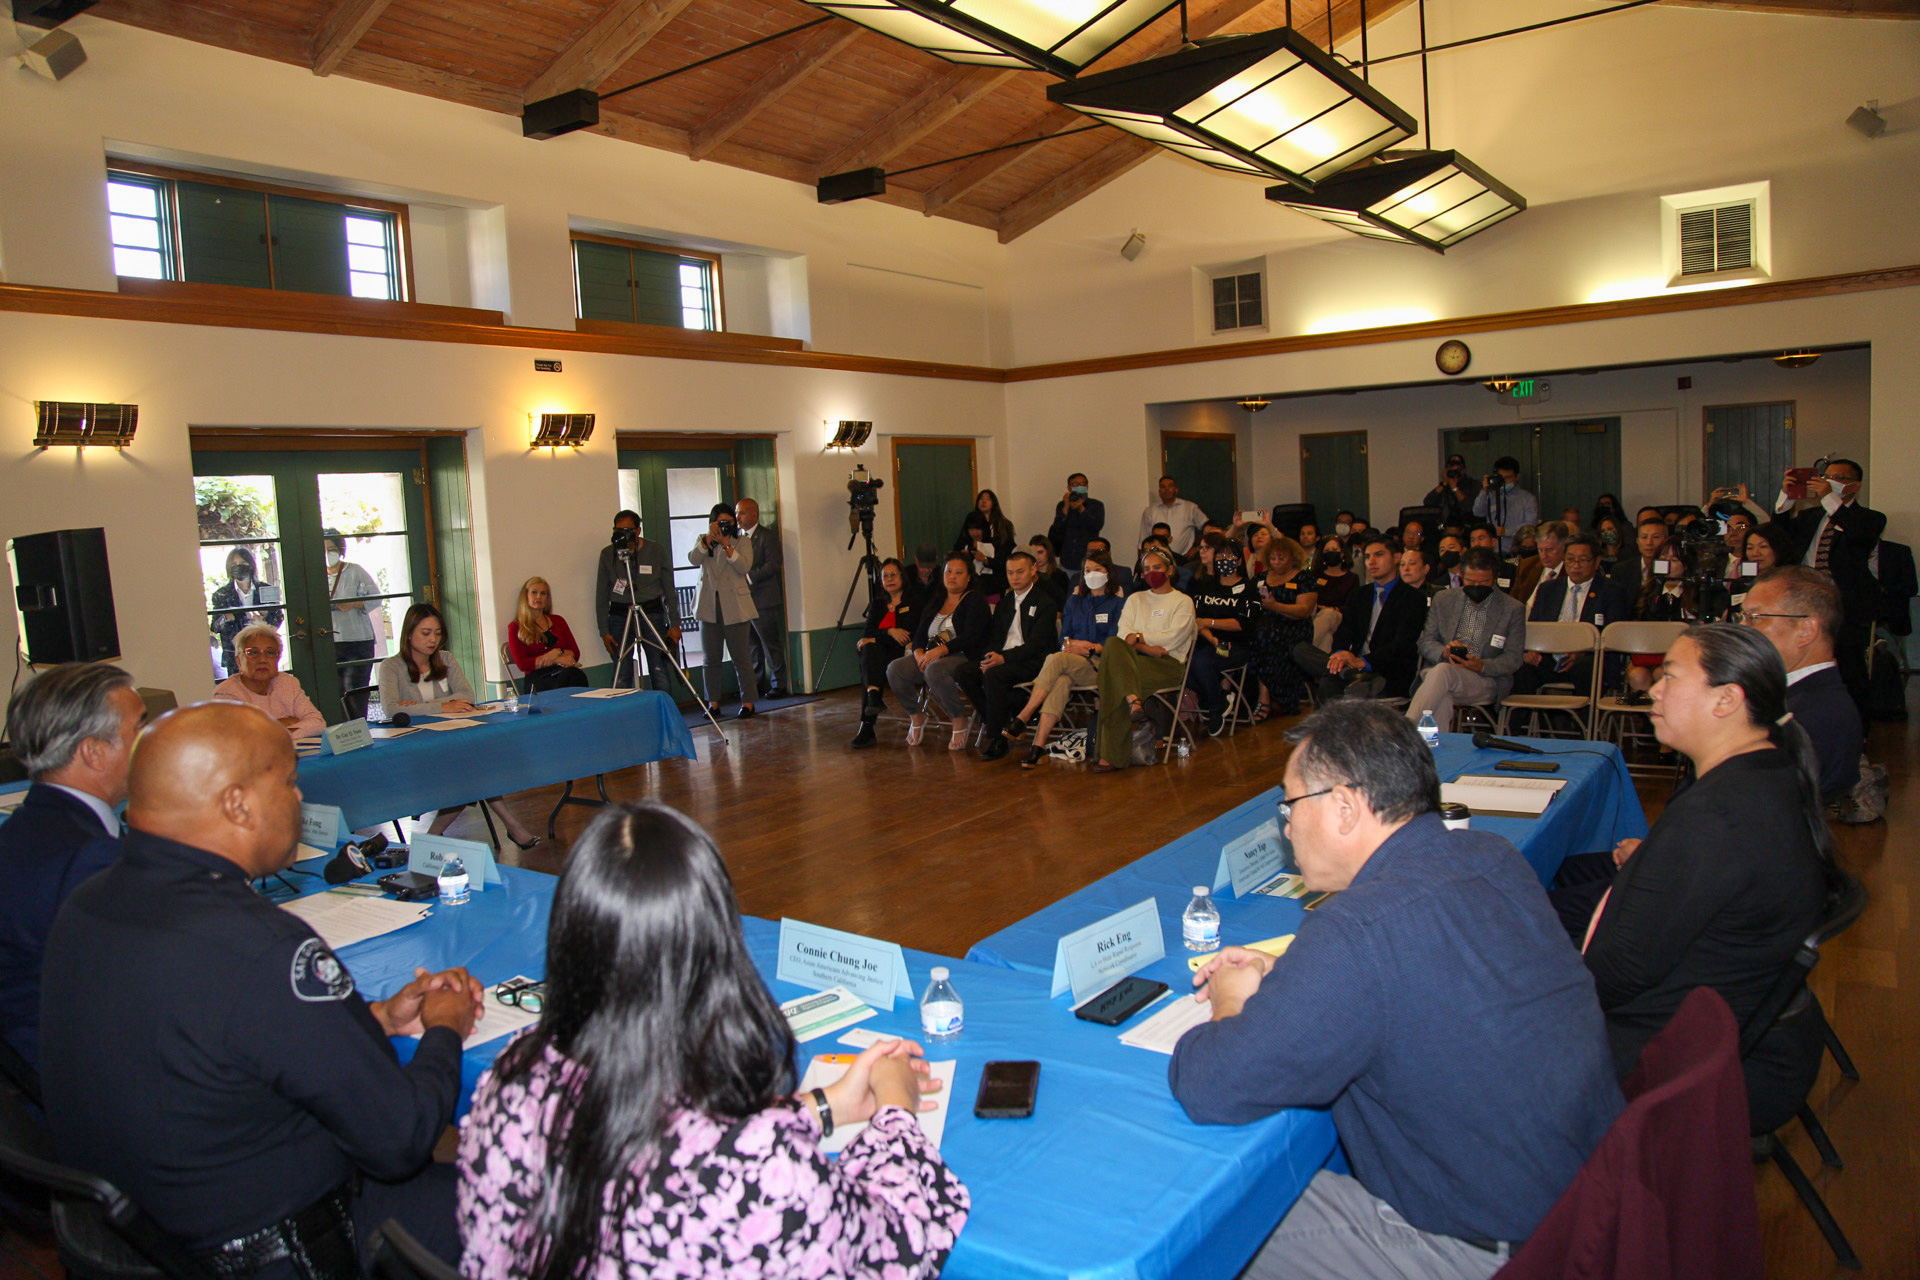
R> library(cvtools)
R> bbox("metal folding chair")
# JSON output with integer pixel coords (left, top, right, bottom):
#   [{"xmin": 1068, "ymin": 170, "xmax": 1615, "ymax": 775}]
[
  {"xmin": 1594, "ymin": 620, "xmax": 1690, "ymax": 776},
  {"xmin": 1143, "ymin": 645, "xmax": 1199, "ymax": 763},
  {"xmin": 1495, "ymin": 621, "xmax": 1601, "ymax": 739}
]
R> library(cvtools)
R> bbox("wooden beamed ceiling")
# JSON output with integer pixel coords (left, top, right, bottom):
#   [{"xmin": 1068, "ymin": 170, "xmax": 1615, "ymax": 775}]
[{"xmin": 87, "ymin": 0, "xmax": 1917, "ymax": 241}]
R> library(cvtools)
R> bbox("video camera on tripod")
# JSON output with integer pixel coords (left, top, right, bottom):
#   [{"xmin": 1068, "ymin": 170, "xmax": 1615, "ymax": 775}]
[{"xmin": 846, "ymin": 464, "xmax": 884, "ymax": 548}]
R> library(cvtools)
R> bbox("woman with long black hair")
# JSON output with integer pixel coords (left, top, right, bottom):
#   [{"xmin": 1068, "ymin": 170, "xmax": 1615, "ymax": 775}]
[
  {"xmin": 1581, "ymin": 623, "xmax": 1834, "ymax": 1127},
  {"xmin": 458, "ymin": 803, "xmax": 968, "ymax": 1280}
]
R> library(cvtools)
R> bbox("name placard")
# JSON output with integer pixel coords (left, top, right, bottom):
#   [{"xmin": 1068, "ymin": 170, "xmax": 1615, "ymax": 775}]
[
  {"xmin": 1051, "ymin": 898, "xmax": 1165, "ymax": 1004},
  {"xmin": 775, "ymin": 919, "xmax": 913, "ymax": 1011},
  {"xmin": 1213, "ymin": 818, "xmax": 1292, "ymax": 898},
  {"xmin": 406, "ymin": 832, "xmax": 501, "ymax": 891},
  {"xmin": 323, "ymin": 720, "xmax": 372, "ymax": 755},
  {"xmin": 300, "ymin": 803, "xmax": 345, "ymax": 849}
]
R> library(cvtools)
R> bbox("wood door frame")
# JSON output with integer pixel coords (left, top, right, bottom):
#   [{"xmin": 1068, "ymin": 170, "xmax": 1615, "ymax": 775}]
[
  {"xmin": 1159, "ymin": 429, "xmax": 1238, "ymax": 514},
  {"xmin": 1701, "ymin": 399, "xmax": 1796, "ymax": 482},
  {"xmin": 615, "ymin": 431, "xmax": 775, "ymax": 450},
  {"xmin": 1298, "ymin": 430, "xmax": 1368, "ymax": 515},
  {"xmin": 888, "ymin": 436, "xmax": 978, "ymax": 559}
]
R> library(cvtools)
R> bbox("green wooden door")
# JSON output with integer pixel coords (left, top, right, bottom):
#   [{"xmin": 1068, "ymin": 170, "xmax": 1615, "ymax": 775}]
[
  {"xmin": 193, "ymin": 449, "xmax": 432, "ymax": 724},
  {"xmin": 1161, "ymin": 433, "xmax": 1237, "ymax": 527},
  {"xmin": 1704, "ymin": 403, "xmax": 1793, "ymax": 500},
  {"xmin": 891, "ymin": 439, "xmax": 976, "ymax": 562},
  {"xmin": 1534, "ymin": 419, "xmax": 1621, "ymax": 527},
  {"xmin": 1300, "ymin": 432, "xmax": 1370, "ymax": 526}
]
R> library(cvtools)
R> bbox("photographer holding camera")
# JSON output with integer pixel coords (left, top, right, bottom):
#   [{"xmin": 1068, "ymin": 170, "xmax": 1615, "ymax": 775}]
[
  {"xmin": 1470, "ymin": 457, "xmax": 1538, "ymax": 554},
  {"xmin": 598, "ymin": 510, "xmax": 681, "ymax": 692},
  {"xmin": 690, "ymin": 503, "xmax": 759, "ymax": 719},
  {"xmin": 1423, "ymin": 454, "xmax": 1475, "ymax": 529}
]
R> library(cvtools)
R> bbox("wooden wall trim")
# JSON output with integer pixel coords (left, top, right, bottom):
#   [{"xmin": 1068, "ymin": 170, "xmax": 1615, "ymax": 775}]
[
  {"xmin": 189, "ymin": 427, "xmax": 467, "ymax": 449},
  {"xmin": 116, "ymin": 277, "xmax": 503, "ymax": 326},
  {"xmin": 575, "ymin": 317, "xmax": 805, "ymax": 352}
]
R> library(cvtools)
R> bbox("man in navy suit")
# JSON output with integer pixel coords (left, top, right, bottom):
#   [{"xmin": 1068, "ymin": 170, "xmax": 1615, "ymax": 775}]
[
  {"xmin": 1744, "ymin": 567, "xmax": 1863, "ymax": 802},
  {"xmin": 1511, "ymin": 536, "xmax": 1633, "ymax": 697},
  {"xmin": 0, "ymin": 663, "xmax": 144, "ymax": 1067}
]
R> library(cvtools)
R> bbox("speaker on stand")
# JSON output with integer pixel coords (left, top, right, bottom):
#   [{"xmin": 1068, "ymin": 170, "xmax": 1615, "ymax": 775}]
[{"xmin": 8, "ymin": 527, "xmax": 120, "ymax": 664}]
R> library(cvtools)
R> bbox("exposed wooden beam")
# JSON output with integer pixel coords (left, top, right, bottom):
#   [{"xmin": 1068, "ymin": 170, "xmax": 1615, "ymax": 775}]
[
  {"xmin": 994, "ymin": 136, "xmax": 1156, "ymax": 242},
  {"xmin": 308, "ymin": 0, "xmax": 394, "ymax": 76},
  {"xmin": 1661, "ymin": 0, "xmax": 1918, "ymax": 15},
  {"xmin": 689, "ymin": 23, "xmax": 864, "ymax": 160},
  {"xmin": 522, "ymin": 0, "xmax": 702, "ymax": 104},
  {"xmin": 814, "ymin": 66, "xmax": 1022, "ymax": 179}
]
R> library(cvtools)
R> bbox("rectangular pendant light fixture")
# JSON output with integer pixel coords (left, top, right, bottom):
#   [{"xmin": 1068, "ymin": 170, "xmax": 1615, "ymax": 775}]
[
  {"xmin": 1265, "ymin": 149, "xmax": 1525, "ymax": 251},
  {"xmin": 799, "ymin": 0, "xmax": 1178, "ymax": 77},
  {"xmin": 1046, "ymin": 29, "xmax": 1416, "ymax": 189},
  {"xmin": 34, "ymin": 402, "xmax": 137, "ymax": 448}
]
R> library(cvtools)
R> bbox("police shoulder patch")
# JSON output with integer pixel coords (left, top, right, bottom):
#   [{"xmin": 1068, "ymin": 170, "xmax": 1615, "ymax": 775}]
[{"xmin": 290, "ymin": 937, "xmax": 355, "ymax": 1003}]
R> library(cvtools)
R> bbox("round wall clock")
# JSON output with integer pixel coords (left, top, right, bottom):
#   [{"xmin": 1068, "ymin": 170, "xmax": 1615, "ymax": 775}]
[{"xmin": 1435, "ymin": 340, "xmax": 1471, "ymax": 376}]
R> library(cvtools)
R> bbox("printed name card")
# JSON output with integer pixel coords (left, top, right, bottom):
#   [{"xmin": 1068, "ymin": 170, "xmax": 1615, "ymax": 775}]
[
  {"xmin": 300, "ymin": 803, "xmax": 345, "ymax": 849},
  {"xmin": 1051, "ymin": 898, "xmax": 1165, "ymax": 1004},
  {"xmin": 776, "ymin": 919, "xmax": 914, "ymax": 1011},
  {"xmin": 1213, "ymin": 818, "xmax": 1292, "ymax": 898},
  {"xmin": 323, "ymin": 720, "xmax": 373, "ymax": 755},
  {"xmin": 406, "ymin": 832, "xmax": 502, "ymax": 890}
]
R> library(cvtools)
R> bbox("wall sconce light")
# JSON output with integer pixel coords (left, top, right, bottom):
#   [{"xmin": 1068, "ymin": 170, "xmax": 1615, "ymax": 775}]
[
  {"xmin": 34, "ymin": 401, "xmax": 137, "ymax": 448},
  {"xmin": 1773, "ymin": 351, "xmax": 1820, "ymax": 369},
  {"xmin": 531, "ymin": 412, "xmax": 595, "ymax": 447},
  {"xmin": 1237, "ymin": 396, "xmax": 1270, "ymax": 413},
  {"xmin": 828, "ymin": 420, "xmax": 874, "ymax": 449},
  {"xmin": 1482, "ymin": 377, "xmax": 1518, "ymax": 394}
]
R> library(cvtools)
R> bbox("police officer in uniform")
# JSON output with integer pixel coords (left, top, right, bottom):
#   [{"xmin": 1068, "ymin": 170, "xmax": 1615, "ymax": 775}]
[{"xmin": 40, "ymin": 701, "xmax": 483, "ymax": 1279}]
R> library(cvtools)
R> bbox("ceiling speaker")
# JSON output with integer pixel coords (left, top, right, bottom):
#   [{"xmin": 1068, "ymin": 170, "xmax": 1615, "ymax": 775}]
[{"xmin": 19, "ymin": 28, "xmax": 86, "ymax": 81}]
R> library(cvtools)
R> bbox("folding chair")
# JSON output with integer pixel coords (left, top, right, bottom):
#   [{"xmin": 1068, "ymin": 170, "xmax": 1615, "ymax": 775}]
[
  {"xmin": 1218, "ymin": 661, "xmax": 1256, "ymax": 735},
  {"xmin": 498, "ymin": 642, "xmax": 526, "ymax": 698},
  {"xmin": 503, "ymin": 645, "xmax": 609, "ymax": 837},
  {"xmin": 1495, "ymin": 621, "xmax": 1600, "ymax": 740},
  {"xmin": 370, "ymin": 1219, "xmax": 460, "ymax": 1280},
  {"xmin": 1450, "ymin": 703, "xmax": 1498, "ymax": 735},
  {"xmin": 1143, "ymin": 645, "xmax": 1199, "ymax": 763},
  {"xmin": 1593, "ymin": 620, "xmax": 1689, "ymax": 775}
]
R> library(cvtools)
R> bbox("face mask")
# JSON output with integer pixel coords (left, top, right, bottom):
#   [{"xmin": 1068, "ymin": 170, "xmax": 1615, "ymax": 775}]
[
  {"xmin": 1144, "ymin": 569, "xmax": 1170, "ymax": 589},
  {"xmin": 1318, "ymin": 553, "xmax": 1345, "ymax": 572},
  {"xmin": 1083, "ymin": 570, "xmax": 1108, "ymax": 591},
  {"xmin": 1439, "ymin": 551, "xmax": 1461, "ymax": 569},
  {"xmin": 1502, "ymin": 480, "xmax": 1516, "ymax": 492},
  {"xmin": 1334, "ymin": 522, "xmax": 1351, "ymax": 536},
  {"xmin": 1600, "ymin": 530, "xmax": 1620, "ymax": 546},
  {"xmin": 1071, "ymin": 485, "xmax": 1089, "ymax": 496},
  {"xmin": 231, "ymin": 569, "xmax": 252, "ymax": 586},
  {"xmin": 1463, "ymin": 584, "xmax": 1494, "ymax": 603},
  {"xmin": 1517, "ymin": 543, "xmax": 1537, "ymax": 559},
  {"xmin": 1214, "ymin": 556, "xmax": 1242, "ymax": 578},
  {"xmin": 325, "ymin": 550, "xmax": 342, "ymax": 567}
]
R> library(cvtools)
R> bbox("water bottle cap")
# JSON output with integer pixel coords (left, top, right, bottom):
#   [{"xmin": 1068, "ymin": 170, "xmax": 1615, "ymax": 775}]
[
  {"xmin": 1193, "ymin": 886, "xmax": 1208, "ymax": 896},
  {"xmin": 930, "ymin": 966, "xmax": 949, "ymax": 981}
]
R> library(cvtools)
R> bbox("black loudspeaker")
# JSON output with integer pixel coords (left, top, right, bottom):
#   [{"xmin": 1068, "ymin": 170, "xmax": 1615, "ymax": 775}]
[
  {"xmin": 817, "ymin": 168, "xmax": 887, "ymax": 205},
  {"xmin": 522, "ymin": 89, "xmax": 600, "ymax": 140},
  {"xmin": 9, "ymin": 528, "xmax": 119, "ymax": 664},
  {"xmin": 13, "ymin": 0, "xmax": 95, "ymax": 29}
]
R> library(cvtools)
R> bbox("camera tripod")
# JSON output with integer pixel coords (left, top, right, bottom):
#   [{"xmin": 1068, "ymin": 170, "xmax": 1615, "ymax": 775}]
[
  {"xmin": 612, "ymin": 549, "xmax": 729, "ymax": 743},
  {"xmin": 812, "ymin": 506, "xmax": 884, "ymax": 692}
]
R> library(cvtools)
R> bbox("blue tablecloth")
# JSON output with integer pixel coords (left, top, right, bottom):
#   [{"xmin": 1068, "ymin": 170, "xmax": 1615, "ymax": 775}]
[
  {"xmin": 295, "ymin": 689, "xmax": 697, "ymax": 830},
  {"xmin": 965, "ymin": 732, "xmax": 1647, "ymax": 976},
  {"xmin": 299, "ymin": 865, "xmax": 1334, "ymax": 1280}
]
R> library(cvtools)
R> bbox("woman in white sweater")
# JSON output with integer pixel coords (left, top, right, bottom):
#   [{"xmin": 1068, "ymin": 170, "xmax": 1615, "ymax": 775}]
[{"xmin": 1093, "ymin": 548, "xmax": 1197, "ymax": 773}]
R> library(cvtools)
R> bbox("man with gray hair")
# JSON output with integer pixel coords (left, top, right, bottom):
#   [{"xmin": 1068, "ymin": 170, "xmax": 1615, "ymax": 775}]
[
  {"xmin": 1169, "ymin": 701, "xmax": 1620, "ymax": 1279},
  {"xmin": 1743, "ymin": 566, "xmax": 1862, "ymax": 802},
  {"xmin": 0, "ymin": 662, "xmax": 145, "ymax": 1066},
  {"xmin": 1404, "ymin": 548, "xmax": 1527, "ymax": 729}
]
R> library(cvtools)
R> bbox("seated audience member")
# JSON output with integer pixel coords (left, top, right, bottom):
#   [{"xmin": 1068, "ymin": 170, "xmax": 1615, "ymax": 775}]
[
  {"xmin": 1295, "ymin": 521, "xmax": 1320, "ymax": 550},
  {"xmin": 1744, "ymin": 567, "xmax": 1863, "ymax": 801},
  {"xmin": 1332, "ymin": 510, "xmax": 1358, "ymax": 540},
  {"xmin": 888, "ymin": 554, "xmax": 992, "ymax": 750},
  {"xmin": 1508, "ymin": 520, "xmax": 1568, "ymax": 606},
  {"xmin": 956, "ymin": 552, "xmax": 1062, "ymax": 761},
  {"xmin": 1169, "ymin": 702, "xmax": 1621, "ymax": 1279},
  {"xmin": 1092, "ymin": 549, "xmax": 1197, "ymax": 774},
  {"xmin": 1343, "ymin": 514, "xmax": 1372, "ymax": 555},
  {"xmin": 1609, "ymin": 515, "xmax": 1672, "ymax": 596},
  {"xmin": 1186, "ymin": 541, "xmax": 1261, "ymax": 737},
  {"xmin": 910, "ymin": 545, "xmax": 941, "ymax": 599},
  {"xmin": 964, "ymin": 488, "xmax": 1017, "ymax": 557},
  {"xmin": 1510, "ymin": 523, "xmax": 1539, "ymax": 562},
  {"xmin": 506, "ymin": 576, "xmax": 589, "ymax": 693},
  {"xmin": 459, "ymin": 804, "xmax": 966, "ymax": 1280},
  {"xmin": 690, "ymin": 505, "xmax": 759, "ymax": 719},
  {"xmin": 212, "ymin": 623, "xmax": 325, "ymax": 738},
  {"xmin": 1397, "ymin": 518, "xmax": 1431, "ymax": 560},
  {"xmin": 1398, "ymin": 545, "xmax": 1443, "ymax": 599},
  {"xmin": 1745, "ymin": 523, "xmax": 1797, "ymax": 576},
  {"xmin": 851, "ymin": 559, "xmax": 917, "ymax": 749},
  {"xmin": 41, "ymin": 701, "xmax": 484, "ymax": 1271},
  {"xmin": 0, "ymin": 663, "xmax": 143, "ymax": 1068},
  {"xmin": 1583, "ymin": 625, "xmax": 1833, "ymax": 1129},
  {"xmin": 1243, "ymin": 522, "xmax": 1277, "ymax": 579},
  {"xmin": 1181, "ymin": 532, "xmax": 1224, "ymax": 591},
  {"xmin": 1310, "ymin": 538, "xmax": 1356, "ymax": 651},
  {"xmin": 1049, "ymin": 473, "xmax": 1105, "ymax": 576},
  {"xmin": 1085, "ymin": 536, "xmax": 1134, "ymax": 594},
  {"xmin": 1248, "ymin": 536, "xmax": 1317, "ymax": 721},
  {"xmin": 1434, "ymin": 533, "xmax": 1467, "ymax": 591},
  {"xmin": 958, "ymin": 511, "xmax": 1006, "ymax": 596},
  {"xmin": 1292, "ymin": 536, "xmax": 1428, "ymax": 705},
  {"xmin": 1511, "ymin": 536, "xmax": 1632, "ymax": 698},
  {"xmin": 1405, "ymin": 549, "xmax": 1528, "ymax": 730},
  {"xmin": 1590, "ymin": 492, "xmax": 1625, "ymax": 531},
  {"xmin": 1006, "ymin": 552, "xmax": 1125, "ymax": 766},
  {"xmin": 210, "ymin": 547, "xmax": 284, "ymax": 679},
  {"xmin": 380, "ymin": 604, "xmax": 541, "ymax": 847},
  {"xmin": 1027, "ymin": 534, "xmax": 1071, "ymax": 598},
  {"xmin": 1562, "ymin": 506, "xmax": 1586, "ymax": 532},
  {"xmin": 1592, "ymin": 515, "xmax": 1625, "ymax": 565}
]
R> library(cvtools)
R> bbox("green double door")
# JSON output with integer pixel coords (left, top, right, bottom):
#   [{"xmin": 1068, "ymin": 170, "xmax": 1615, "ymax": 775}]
[
  {"xmin": 1162, "ymin": 433, "xmax": 1237, "ymax": 527},
  {"xmin": 891, "ymin": 438, "xmax": 977, "ymax": 562},
  {"xmin": 1300, "ymin": 431, "xmax": 1370, "ymax": 526},
  {"xmin": 194, "ymin": 449, "xmax": 434, "ymax": 724},
  {"xmin": 1441, "ymin": 420, "xmax": 1621, "ymax": 528}
]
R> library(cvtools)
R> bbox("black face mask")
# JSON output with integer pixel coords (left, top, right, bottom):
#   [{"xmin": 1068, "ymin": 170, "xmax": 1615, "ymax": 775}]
[
  {"xmin": 1318, "ymin": 553, "xmax": 1345, "ymax": 572},
  {"xmin": 1438, "ymin": 551, "xmax": 1461, "ymax": 569},
  {"xmin": 1463, "ymin": 584, "xmax": 1495, "ymax": 603}
]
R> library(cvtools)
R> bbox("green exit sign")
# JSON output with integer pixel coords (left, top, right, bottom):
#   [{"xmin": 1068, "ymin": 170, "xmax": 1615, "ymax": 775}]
[{"xmin": 1503, "ymin": 378, "xmax": 1552, "ymax": 404}]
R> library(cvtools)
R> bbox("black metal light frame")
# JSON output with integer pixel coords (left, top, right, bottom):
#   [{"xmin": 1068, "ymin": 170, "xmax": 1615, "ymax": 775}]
[
  {"xmin": 797, "ymin": 0, "xmax": 1178, "ymax": 78},
  {"xmin": 1264, "ymin": 149, "xmax": 1525, "ymax": 252}
]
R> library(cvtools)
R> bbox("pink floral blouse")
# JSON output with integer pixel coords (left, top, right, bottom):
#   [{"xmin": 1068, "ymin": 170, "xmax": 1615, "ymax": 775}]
[{"xmin": 457, "ymin": 1039, "xmax": 969, "ymax": 1280}]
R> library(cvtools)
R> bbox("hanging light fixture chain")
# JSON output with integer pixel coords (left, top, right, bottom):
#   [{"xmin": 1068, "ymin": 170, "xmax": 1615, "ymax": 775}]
[
  {"xmin": 597, "ymin": 17, "xmax": 833, "ymax": 103},
  {"xmin": 1362, "ymin": 0, "xmax": 1665, "ymax": 69},
  {"xmin": 1418, "ymin": 0, "xmax": 1429, "ymax": 146}
]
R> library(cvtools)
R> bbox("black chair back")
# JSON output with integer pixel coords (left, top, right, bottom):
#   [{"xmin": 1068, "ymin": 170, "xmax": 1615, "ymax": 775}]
[
  {"xmin": 0, "ymin": 1082, "xmax": 215, "ymax": 1280},
  {"xmin": 1397, "ymin": 505, "xmax": 1442, "ymax": 531},
  {"xmin": 0, "ymin": 1037, "xmax": 42, "ymax": 1109},
  {"xmin": 1269, "ymin": 503, "xmax": 1316, "ymax": 537},
  {"xmin": 370, "ymin": 1219, "xmax": 460, "ymax": 1280}
]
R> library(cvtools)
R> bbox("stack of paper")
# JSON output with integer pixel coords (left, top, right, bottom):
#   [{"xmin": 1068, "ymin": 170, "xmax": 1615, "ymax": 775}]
[
  {"xmin": 281, "ymin": 891, "xmax": 430, "ymax": 949},
  {"xmin": 798, "ymin": 1056, "xmax": 957, "ymax": 1153},
  {"xmin": 466, "ymin": 974, "xmax": 544, "ymax": 1047},
  {"xmin": 369, "ymin": 725, "xmax": 420, "ymax": 739},
  {"xmin": 417, "ymin": 718, "xmax": 482, "ymax": 732},
  {"xmin": 1119, "ymin": 995, "xmax": 1213, "ymax": 1054},
  {"xmin": 781, "ymin": 986, "xmax": 878, "ymax": 1043},
  {"xmin": 572, "ymin": 688, "xmax": 638, "ymax": 699},
  {"xmin": 1441, "ymin": 774, "xmax": 1565, "ymax": 818}
]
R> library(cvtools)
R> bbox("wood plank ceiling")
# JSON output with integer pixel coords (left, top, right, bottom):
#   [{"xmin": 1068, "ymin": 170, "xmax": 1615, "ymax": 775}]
[{"xmin": 87, "ymin": 0, "xmax": 1918, "ymax": 242}]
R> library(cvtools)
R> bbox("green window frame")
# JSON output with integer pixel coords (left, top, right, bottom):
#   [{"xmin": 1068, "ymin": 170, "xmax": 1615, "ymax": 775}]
[{"xmin": 573, "ymin": 235, "xmax": 721, "ymax": 331}]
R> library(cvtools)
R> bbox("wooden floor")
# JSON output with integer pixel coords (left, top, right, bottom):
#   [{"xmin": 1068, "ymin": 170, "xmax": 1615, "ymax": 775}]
[{"xmin": 4, "ymin": 689, "xmax": 1914, "ymax": 1277}]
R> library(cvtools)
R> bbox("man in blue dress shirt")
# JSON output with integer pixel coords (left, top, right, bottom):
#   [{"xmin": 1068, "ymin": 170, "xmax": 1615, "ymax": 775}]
[
  {"xmin": 0, "ymin": 662, "xmax": 144, "ymax": 1067},
  {"xmin": 1169, "ymin": 702, "xmax": 1621, "ymax": 1278}
]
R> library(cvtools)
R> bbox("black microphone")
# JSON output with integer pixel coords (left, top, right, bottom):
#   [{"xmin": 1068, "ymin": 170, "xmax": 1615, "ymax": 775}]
[
  {"xmin": 1472, "ymin": 731, "xmax": 1543, "ymax": 755},
  {"xmin": 323, "ymin": 842, "xmax": 371, "ymax": 884},
  {"xmin": 370, "ymin": 711, "xmax": 411, "ymax": 728}
]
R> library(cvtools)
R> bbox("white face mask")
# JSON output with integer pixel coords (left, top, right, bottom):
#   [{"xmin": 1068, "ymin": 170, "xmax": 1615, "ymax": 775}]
[
  {"xmin": 325, "ymin": 550, "xmax": 342, "ymax": 568},
  {"xmin": 1083, "ymin": 570, "xmax": 1108, "ymax": 591},
  {"xmin": 1334, "ymin": 522, "xmax": 1351, "ymax": 537}
]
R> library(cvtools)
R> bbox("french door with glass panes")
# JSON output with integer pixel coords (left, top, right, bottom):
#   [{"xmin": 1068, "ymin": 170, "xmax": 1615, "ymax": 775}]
[
  {"xmin": 617, "ymin": 448, "xmax": 736, "ymax": 677},
  {"xmin": 194, "ymin": 450, "xmax": 432, "ymax": 724}
]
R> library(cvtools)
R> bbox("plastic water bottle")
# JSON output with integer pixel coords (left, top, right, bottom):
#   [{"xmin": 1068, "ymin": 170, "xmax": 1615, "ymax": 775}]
[
  {"xmin": 503, "ymin": 689, "xmax": 520, "ymax": 715},
  {"xmin": 436, "ymin": 855, "xmax": 470, "ymax": 906},
  {"xmin": 1418, "ymin": 710, "xmax": 1440, "ymax": 750},
  {"xmin": 920, "ymin": 967, "xmax": 963, "ymax": 1040},
  {"xmin": 1182, "ymin": 886, "xmax": 1220, "ymax": 953}
]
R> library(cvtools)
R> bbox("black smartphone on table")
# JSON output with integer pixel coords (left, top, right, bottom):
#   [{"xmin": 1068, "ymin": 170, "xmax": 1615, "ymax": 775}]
[
  {"xmin": 1072, "ymin": 975, "xmax": 1168, "ymax": 1027},
  {"xmin": 974, "ymin": 1061, "xmax": 1040, "ymax": 1119},
  {"xmin": 1495, "ymin": 759, "xmax": 1561, "ymax": 773}
]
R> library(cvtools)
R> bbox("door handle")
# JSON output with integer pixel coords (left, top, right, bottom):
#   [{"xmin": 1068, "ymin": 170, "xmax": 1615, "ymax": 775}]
[
  {"xmin": 291, "ymin": 631, "xmax": 309, "ymax": 641},
  {"xmin": 316, "ymin": 627, "xmax": 334, "ymax": 637}
]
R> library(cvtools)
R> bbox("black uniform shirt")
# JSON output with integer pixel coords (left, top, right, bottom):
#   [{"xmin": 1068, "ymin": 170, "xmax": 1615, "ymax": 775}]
[
  {"xmin": 1188, "ymin": 579, "xmax": 1261, "ymax": 653},
  {"xmin": 39, "ymin": 829, "xmax": 463, "ymax": 1250}
]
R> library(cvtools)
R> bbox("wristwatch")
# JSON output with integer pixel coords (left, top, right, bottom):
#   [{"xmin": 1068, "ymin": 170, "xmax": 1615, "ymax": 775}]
[{"xmin": 809, "ymin": 1087, "xmax": 834, "ymax": 1137}]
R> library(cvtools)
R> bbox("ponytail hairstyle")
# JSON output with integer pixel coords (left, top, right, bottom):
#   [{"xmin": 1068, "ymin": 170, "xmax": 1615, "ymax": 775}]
[{"xmin": 1681, "ymin": 623, "xmax": 1834, "ymax": 867}]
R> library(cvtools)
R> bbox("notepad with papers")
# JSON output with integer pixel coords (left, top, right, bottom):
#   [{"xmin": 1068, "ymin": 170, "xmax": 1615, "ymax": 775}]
[
  {"xmin": 1119, "ymin": 994, "xmax": 1213, "ymax": 1054},
  {"xmin": 798, "ymin": 1056, "xmax": 956, "ymax": 1153},
  {"xmin": 417, "ymin": 718, "xmax": 482, "ymax": 732},
  {"xmin": 571, "ymin": 687, "xmax": 639, "ymax": 699},
  {"xmin": 280, "ymin": 891, "xmax": 430, "ymax": 950},
  {"xmin": 1440, "ymin": 774, "xmax": 1567, "ymax": 819}
]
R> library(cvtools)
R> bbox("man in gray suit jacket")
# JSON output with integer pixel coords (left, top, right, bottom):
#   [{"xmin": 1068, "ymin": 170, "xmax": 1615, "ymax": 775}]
[
  {"xmin": 735, "ymin": 498, "xmax": 790, "ymax": 698},
  {"xmin": 1405, "ymin": 548, "xmax": 1527, "ymax": 729}
]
